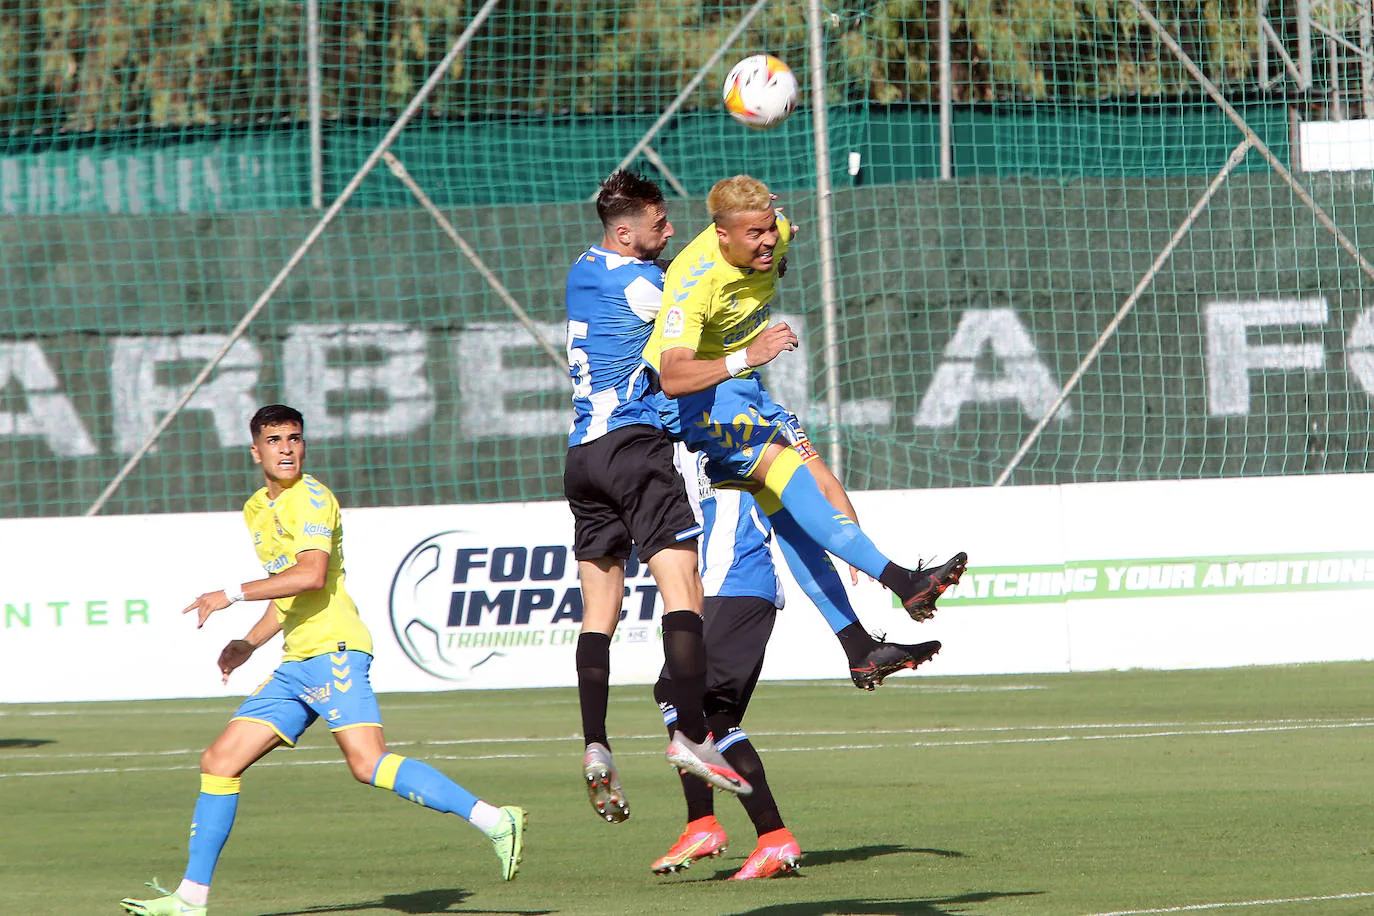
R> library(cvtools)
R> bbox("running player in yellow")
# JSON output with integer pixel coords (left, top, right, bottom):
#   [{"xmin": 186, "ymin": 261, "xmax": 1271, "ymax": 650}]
[
  {"xmin": 643, "ymin": 175, "xmax": 967, "ymax": 624},
  {"xmin": 119, "ymin": 405, "xmax": 525, "ymax": 916}
]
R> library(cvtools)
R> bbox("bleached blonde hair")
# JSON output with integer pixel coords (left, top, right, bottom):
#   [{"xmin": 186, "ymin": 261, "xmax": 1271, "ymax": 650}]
[{"xmin": 707, "ymin": 175, "xmax": 771, "ymax": 224}]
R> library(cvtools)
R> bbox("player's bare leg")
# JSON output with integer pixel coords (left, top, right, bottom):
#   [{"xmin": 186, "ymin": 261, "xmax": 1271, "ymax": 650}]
[
  {"xmin": 576, "ymin": 557, "xmax": 631, "ymax": 822},
  {"xmin": 747, "ymin": 442, "xmax": 966, "ymax": 620},
  {"xmin": 201, "ymin": 718, "xmax": 283, "ymax": 778},
  {"xmin": 645, "ymin": 544, "xmax": 703, "ymax": 615}
]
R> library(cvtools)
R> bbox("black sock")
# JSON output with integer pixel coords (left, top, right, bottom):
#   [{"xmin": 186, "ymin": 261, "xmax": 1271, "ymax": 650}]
[
  {"xmin": 660, "ymin": 610, "xmax": 708, "ymax": 743},
  {"xmin": 879, "ymin": 561, "xmax": 916, "ymax": 600},
  {"xmin": 715, "ymin": 727, "xmax": 784, "ymax": 836},
  {"xmin": 656, "ymin": 677, "xmax": 715, "ymax": 821},
  {"xmin": 679, "ymin": 769, "xmax": 716, "ymax": 822},
  {"xmin": 836, "ymin": 622, "xmax": 879, "ymax": 666},
  {"xmin": 576, "ymin": 632, "xmax": 612, "ymax": 749}
]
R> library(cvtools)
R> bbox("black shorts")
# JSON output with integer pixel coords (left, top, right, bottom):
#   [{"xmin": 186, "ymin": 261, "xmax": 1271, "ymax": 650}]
[
  {"xmin": 660, "ymin": 595, "xmax": 779, "ymax": 720},
  {"xmin": 564, "ymin": 423, "xmax": 702, "ymax": 562}
]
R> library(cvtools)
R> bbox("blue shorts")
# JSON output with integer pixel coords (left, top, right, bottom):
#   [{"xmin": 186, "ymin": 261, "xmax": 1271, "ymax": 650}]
[
  {"xmin": 664, "ymin": 375, "xmax": 800, "ymax": 487},
  {"xmin": 232, "ymin": 650, "xmax": 381, "ymax": 746}
]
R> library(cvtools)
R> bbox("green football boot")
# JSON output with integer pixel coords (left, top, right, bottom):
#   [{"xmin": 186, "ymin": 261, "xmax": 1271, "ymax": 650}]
[
  {"xmin": 119, "ymin": 880, "xmax": 206, "ymax": 915},
  {"xmin": 485, "ymin": 805, "xmax": 527, "ymax": 881}
]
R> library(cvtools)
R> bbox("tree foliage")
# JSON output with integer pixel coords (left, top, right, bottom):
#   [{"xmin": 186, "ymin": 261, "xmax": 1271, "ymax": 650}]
[{"xmin": 0, "ymin": 0, "xmax": 1285, "ymax": 134}]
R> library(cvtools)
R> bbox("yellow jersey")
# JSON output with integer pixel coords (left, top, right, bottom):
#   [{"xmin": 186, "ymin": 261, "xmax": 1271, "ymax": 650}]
[
  {"xmin": 642, "ymin": 216, "xmax": 793, "ymax": 371},
  {"xmin": 242, "ymin": 473, "xmax": 373, "ymax": 662}
]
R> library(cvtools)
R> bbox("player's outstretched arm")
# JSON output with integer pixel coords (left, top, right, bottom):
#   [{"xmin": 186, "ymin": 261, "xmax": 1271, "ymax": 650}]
[
  {"xmin": 658, "ymin": 322, "xmax": 799, "ymax": 398},
  {"xmin": 184, "ymin": 550, "xmax": 330, "ymax": 628},
  {"xmin": 218, "ymin": 602, "xmax": 283, "ymax": 684}
]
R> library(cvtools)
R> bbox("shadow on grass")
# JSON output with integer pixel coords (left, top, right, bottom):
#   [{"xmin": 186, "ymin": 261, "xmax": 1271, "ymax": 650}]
[
  {"xmin": 0, "ymin": 738, "xmax": 54, "ymax": 749},
  {"xmin": 725, "ymin": 890, "xmax": 1043, "ymax": 915},
  {"xmin": 256, "ymin": 887, "xmax": 556, "ymax": 916},
  {"xmin": 673, "ymin": 844, "xmax": 963, "ymax": 881},
  {"xmin": 800, "ymin": 845, "xmax": 966, "ymax": 867}
]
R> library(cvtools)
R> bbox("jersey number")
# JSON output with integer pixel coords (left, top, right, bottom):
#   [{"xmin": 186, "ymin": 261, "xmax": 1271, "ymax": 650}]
[{"xmin": 567, "ymin": 320, "xmax": 592, "ymax": 398}]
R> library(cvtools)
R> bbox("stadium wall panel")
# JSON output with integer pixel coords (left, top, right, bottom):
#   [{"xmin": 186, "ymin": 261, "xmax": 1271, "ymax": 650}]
[
  {"xmin": 2, "ymin": 170, "xmax": 1371, "ymax": 517},
  {"xmin": 3, "ymin": 474, "xmax": 1373, "ymax": 703}
]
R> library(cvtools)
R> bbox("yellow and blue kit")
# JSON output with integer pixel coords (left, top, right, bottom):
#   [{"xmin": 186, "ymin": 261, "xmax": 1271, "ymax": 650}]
[
  {"xmin": 642, "ymin": 217, "xmax": 800, "ymax": 486},
  {"xmin": 234, "ymin": 474, "xmax": 377, "ymax": 742},
  {"xmin": 643, "ymin": 217, "xmax": 901, "ymax": 587},
  {"xmin": 177, "ymin": 474, "xmax": 491, "ymax": 895},
  {"xmin": 642, "ymin": 216, "xmax": 792, "ymax": 370},
  {"xmin": 242, "ymin": 473, "xmax": 372, "ymax": 661}
]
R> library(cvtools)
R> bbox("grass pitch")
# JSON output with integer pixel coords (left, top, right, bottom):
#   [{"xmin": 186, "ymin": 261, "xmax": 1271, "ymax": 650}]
[{"xmin": 4, "ymin": 663, "xmax": 1374, "ymax": 916}]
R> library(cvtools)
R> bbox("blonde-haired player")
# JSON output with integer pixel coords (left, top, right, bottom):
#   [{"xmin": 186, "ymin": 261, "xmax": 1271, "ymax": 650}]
[{"xmin": 643, "ymin": 176, "xmax": 966, "ymax": 679}]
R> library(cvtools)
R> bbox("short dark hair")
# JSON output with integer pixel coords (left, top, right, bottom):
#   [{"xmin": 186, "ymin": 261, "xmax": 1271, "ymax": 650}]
[
  {"xmin": 250, "ymin": 404, "xmax": 304, "ymax": 438},
  {"xmin": 595, "ymin": 169, "xmax": 665, "ymax": 229}
]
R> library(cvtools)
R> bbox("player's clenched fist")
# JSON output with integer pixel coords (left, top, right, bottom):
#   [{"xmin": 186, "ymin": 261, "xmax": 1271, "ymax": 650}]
[
  {"xmin": 744, "ymin": 321, "xmax": 799, "ymax": 368},
  {"xmin": 217, "ymin": 639, "xmax": 256, "ymax": 684}
]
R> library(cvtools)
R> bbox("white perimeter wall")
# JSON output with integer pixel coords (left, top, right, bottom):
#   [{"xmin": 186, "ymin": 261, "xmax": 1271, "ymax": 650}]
[{"xmin": 3, "ymin": 473, "xmax": 1373, "ymax": 703}]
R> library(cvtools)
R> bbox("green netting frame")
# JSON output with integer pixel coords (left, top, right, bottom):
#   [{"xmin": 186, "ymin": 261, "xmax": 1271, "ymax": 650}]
[{"xmin": 0, "ymin": 0, "xmax": 1369, "ymax": 518}]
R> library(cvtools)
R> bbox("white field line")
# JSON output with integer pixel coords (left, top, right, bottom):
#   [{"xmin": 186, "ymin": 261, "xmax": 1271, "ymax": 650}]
[
  {"xmin": 4, "ymin": 717, "xmax": 1373, "ymax": 780},
  {"xmin": 0, "ymin": 681, "xmax": 1047, "ymax": 718},
  {"xmin": 1083, "ymin": 889, "xmax": 1374, "ymax": 914},
  {"xmin": 2, "ymin": 717, "xmax": 1365, "ymax": 762}
]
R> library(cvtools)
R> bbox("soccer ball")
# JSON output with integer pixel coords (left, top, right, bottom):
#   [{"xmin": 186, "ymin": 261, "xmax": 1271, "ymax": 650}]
[{"xmin": 722, "ymin": 54, "xmax": 799, "ymax": 130}]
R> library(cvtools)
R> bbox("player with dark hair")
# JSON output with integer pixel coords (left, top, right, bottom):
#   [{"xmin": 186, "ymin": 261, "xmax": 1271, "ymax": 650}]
[
  {"xmin": 642, "ymin": 175, "xmax": 967, "ymax": 645},
  {"xmin": 119, "ymin": 405, "xmax": 525, "ymax": 916},
  {"xmin": 565, "ymin": 170, "xmax": 750, "ymax": 826}
]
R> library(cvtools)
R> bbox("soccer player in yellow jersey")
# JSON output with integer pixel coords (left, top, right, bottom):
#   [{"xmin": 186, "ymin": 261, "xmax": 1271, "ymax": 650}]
[
  {"xmin": 643, "ymin": 175, "xmax": 968, "ymax": 630},
  {"xmin": 120, "ymin": 405, "xmax": 526, "ymax": 916}
]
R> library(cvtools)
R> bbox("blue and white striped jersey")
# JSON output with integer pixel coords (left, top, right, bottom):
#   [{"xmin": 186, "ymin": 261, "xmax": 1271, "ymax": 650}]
[
  {"xmin": 674, "ymin": 444, "xmax": 784, "ymax": 607},
  {"xmin": 565, "ymin": 246, "xmax": 666, "ymax": 447}
]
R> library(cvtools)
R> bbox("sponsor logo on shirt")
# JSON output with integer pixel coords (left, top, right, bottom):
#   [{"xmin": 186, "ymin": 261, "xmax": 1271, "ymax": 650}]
[
  {"xmin": 299, "ymin": 684, "xmax": 331, "ymax": 704},
  {"xmin": 303, "ymin": 522, "xmax": 333, "ymax": 539},
  {"xmin": 723, "ymin": 305, "xmax": 770, "ymax": 347}
]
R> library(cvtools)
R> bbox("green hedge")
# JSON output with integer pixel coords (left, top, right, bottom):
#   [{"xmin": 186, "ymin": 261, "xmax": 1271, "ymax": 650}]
[{"xmin": 1, "ymin": 0, "xmax": 1279, "ymax": 133}]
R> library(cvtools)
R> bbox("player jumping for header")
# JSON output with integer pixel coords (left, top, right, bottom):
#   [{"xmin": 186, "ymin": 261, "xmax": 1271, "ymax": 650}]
[
  {"xmin": 641, "ymin": 175, "xmax": 967, "ymax": 640},
  {"xmin": 564, "ymin": 170, "xmax": 751, "ymax": 827}
]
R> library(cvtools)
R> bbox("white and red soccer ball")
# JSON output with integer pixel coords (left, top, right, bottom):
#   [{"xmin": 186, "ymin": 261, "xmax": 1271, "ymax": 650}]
[{"xmin": 722, "ymin": 54, "xmax": 799, "ymax": 130}]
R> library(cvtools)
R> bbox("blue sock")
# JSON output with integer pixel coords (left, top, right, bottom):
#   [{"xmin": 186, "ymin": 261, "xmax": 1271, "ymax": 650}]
[
  {"xmin": 772, "ymin": 464, "xmax": 890, "ymax": 579},
  {"xmin": 184, "ymin": 775, "xmax": 240, "ymax": 886},
  {"xmin": 373, "ymin": 753, "xmax": 478, "ymax": 819},
  {"xmin": 771, "ymin": 510, "xmax": 861, "ymax": 634}
]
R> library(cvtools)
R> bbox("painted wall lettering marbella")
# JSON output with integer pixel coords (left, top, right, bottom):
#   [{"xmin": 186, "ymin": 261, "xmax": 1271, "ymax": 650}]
[{"xmin": 4, "ymin": 300, "xmax": 1367, "ymax": 461}]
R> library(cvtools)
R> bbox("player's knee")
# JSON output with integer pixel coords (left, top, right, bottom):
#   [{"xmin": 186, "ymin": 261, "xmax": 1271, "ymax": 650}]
[
  {"xmin": 349, "ymin": 753, "xmax": 384, "ymax": 784},
  {"xmin": 200, "ymin": 746, "xmax": 238, "ymax": 778},
  {"xmin": 705, "ymin": 687, "xmax": 746, "ymax": 723},
  {"xmin": 707, "ymin": 709, "xmax": 742, "ymax": 738}
]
